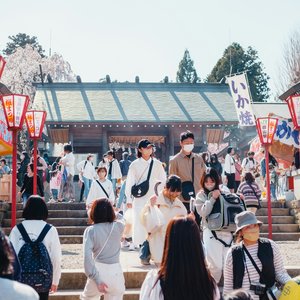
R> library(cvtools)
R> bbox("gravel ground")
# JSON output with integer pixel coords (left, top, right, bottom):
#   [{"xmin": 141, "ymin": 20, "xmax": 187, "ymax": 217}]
[{"xmin": 61, "ymin": 241, "xmax": 300, "ymax": 270}]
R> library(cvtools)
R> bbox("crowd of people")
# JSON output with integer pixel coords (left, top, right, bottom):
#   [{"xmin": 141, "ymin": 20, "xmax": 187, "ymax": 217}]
[{"xmin": 0, "ymin": 130, "xmax": 295, "ymax": 300}]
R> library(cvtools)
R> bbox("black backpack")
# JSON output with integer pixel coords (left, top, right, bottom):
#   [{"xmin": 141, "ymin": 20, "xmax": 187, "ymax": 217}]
[{"xmin": 17, "ymin": 223, "xmax": 53, "ymax": 293}]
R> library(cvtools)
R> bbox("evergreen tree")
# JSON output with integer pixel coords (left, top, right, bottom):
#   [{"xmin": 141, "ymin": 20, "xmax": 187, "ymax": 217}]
[
  {"xmin": 207, "ymin": 43, "xmax": 270, "ymax": 102},
  {"xmin": 176, "ymin": 49, "xmax": 200, "ymax": 83},
  {"xmin": 3, "ymin": 33, "xmax": 45, "ymax": 57}
]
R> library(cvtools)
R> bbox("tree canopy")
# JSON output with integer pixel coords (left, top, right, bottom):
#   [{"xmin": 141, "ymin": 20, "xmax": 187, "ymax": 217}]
[
  {"xmin": 176, "ymin": 49, "xmax": 200, "ymax": 83},
  {"xmin": 207, "ymin": 43, "xmax": 270, "ymax": 102},
  {"xmin": 2, "ymin": 33, "xmax": 45, "ymax": 57}
]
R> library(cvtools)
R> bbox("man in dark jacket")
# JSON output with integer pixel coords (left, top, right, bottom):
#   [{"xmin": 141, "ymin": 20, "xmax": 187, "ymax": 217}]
[{"xmin": 119, "ymin": 152, "xmax": 131, "ymax": 180}]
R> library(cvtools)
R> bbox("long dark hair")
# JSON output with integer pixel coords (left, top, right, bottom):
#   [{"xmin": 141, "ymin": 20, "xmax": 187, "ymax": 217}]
[{"xmin": 157, "ymin": 217, "xmax": 216, "ymax": 300}]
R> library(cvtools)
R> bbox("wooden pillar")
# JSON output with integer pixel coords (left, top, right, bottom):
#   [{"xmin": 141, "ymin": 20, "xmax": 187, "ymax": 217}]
[
  {"xmin": 201, "ymin": 126, "xmax": 208, "ymax": 152},
  {"xmin": 167, "ymin": 128, "xmax": 175, "ymax": 160}
]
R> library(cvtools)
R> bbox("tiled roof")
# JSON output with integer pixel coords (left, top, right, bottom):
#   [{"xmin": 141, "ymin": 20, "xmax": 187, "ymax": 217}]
[{"xmin": 33, "ymin": 82, "xmax": 238, "ymax": 123}]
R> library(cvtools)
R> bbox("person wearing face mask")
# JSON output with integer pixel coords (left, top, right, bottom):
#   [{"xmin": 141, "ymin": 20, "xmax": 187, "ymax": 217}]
[
  {"xmin": 210, "ymin": 153, "xmax": 223, "ymax": 179},
  {"xmin": 241, "ymin": 152, "xmax": 258, "ymax": 177},
  {"xmin": 195, "ymin": 169, "xmax": 233, "ymax": 284},
  {"xmin": 169, "ymin": 131, "xmax": 206, "ymax": 216},
  {"xmin": 223, "ymin": 211, "xmax": 291, "ymax": 300},
  {"xmin": 125, "ymin": 139, "xmax": 166, "ymax": 262},
  {"xmin": 106, "ymin": 151, "xmax": 122, "ymax": 199},
  {"xmin": 77, "ymin": 154, "xmax": 96, "ymax": 201},
  {"xmin": 141, "ymin": 175, "xmax": 187, "ymax": 265}
]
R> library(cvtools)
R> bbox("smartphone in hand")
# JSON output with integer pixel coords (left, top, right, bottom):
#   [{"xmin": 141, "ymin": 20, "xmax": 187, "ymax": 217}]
[{"xmin": 189, "ymin": 197, "xmax": 195, "ymax": 213}]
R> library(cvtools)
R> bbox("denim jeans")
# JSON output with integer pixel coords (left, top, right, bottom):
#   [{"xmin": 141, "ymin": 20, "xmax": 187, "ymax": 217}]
[
  {"xmin": 51, "ymin": 189, "xmax": 59, "ymax": 200},
  {"xmin": 82, "ymin": 176, "xmax": 92, "ymax": 199},
  {"xmin": 22, "ymin": 192, "xmax": 31, "ymax": 208},
  {"xmin": 270, "ymin": 183, "xmax": 277, "ymax": 200},
  {"xmin": 116, "ymin": 181, "xmax": 126, "ymax": 209}
]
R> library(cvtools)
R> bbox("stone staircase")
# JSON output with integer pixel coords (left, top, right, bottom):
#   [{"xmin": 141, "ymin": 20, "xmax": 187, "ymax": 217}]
[
  {"xmin": 2, "ymin": 203, "xmax": 87, "ymax": 243},
  {"xmin": 2, "ymin": 200, "xmax": 300, "ymax": 242}
]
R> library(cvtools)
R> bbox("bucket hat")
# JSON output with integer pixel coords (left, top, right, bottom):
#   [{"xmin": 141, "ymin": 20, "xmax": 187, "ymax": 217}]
[{"xmin": 234, "ymin": 211, "xmax": 262, "ymax": 234}]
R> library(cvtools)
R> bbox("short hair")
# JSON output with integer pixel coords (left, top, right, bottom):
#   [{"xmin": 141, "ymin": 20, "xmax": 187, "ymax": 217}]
[
  {"xmin": 165, "ymin": 175, "xmax": 182, "ymax": 192},
  {"xmin": 28, "ymin": 163, "xmax": 34, "ymax": 173},
  {"xmin": 0, "ymin": 158, "xmax": 6, "ymax": 164},
  {"xmin": 64, "ymin": 144, "xmax": 73, "ymax": 153},
  {"xmin": 89, "ymin": 198, "xmax": 116, "ymax": 224},
  {"xmin": 180, "ymin": 131, "xmax": 194, "ymax": 142},
  {"xmin": 86, "ymin": 153, "xmax": 93, "ymax": 160},
  {"xmin": 227, "ymin": 147, "xmax": 233, "ymax": 154},
  {"xmin": 106, "ymin": 151, "xmax": 114, "ymax": 157},
  {"xmin": 244, "ymin": 172, "xmax": 254, "ymax": 183},
  {"xmin": 97, "ymin": 166, "xmax": 107, "ymax": 175},
  {"xmin": 224, "ymin": 289, "xmax": 254, "ymax": 300},
  {"xmin": 22, "ymin": 196, "xmax": 48, "ymax": 221},
  {"xmin": 200, "ymin": 168, "xmax": 220, "ymax": 194}
]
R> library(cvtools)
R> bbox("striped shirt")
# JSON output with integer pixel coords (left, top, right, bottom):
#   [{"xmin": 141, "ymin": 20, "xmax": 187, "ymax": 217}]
[
  {"xmin": 223, "ymin": 240, "xmax": 291, "ymax": 300},
  {"xmin": 237, "ymin": 181, "xmax": 261, "ymax": 208}
]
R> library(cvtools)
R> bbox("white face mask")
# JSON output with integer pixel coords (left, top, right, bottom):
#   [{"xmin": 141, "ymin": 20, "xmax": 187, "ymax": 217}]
[
  {"xmin": 183, "ymin": 144, "xmax": 194, "ymax": 153},
  {"xmin": 205, "ymin": 184, "xmax": 215, "ymax": 191}
]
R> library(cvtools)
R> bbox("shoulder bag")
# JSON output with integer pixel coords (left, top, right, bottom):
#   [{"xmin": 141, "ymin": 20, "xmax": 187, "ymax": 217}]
[
  {"xmin": 96, "ymin": 180, "xmax": 109, "ymax": 198},
  {"xmin": 131, "ymin": 160, "xmax": 154, "ymax": 198},
  {"xmin": 181, "ymin": 157, "xmax": 195, "ymax": 201}
]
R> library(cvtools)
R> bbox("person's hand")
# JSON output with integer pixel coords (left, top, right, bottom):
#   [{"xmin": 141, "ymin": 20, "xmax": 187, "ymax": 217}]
[
  {"xmin": 17, "ymin": 191, "xmax": 21, "ymax": 195},
  {"xmin": 50, "ymin": 284, "xmax": 57, "ymax": 293},
  {"xmin": 188, "ymin": 211, "xmax": 196, "ymax": 221},
  {"xmin": 97, "ymin": 283, "xmax": 108, "ymax": 294},
  {"xmin": 150, "ymin": 194, "xmax": 157, "ymax": 206},
  {"xmin": 239, "ymin": 194, "xmax": 245, "ymax": 200},
  {"xmin": 212, "ymin": 190, "xmax": 221, "ymax": 200},
  {"xmin": 127, "ymin": 203, "xmax": 132, "ymax": 209}
]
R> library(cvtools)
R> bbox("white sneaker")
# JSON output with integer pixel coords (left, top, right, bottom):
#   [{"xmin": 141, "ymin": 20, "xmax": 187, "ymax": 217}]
[
  {"xmin": 129, "ymin": 242, "xmax": 135, "ymax": 251},
  {"xmin": 121, "ymin": 240, "xmax": 130, "ymax": 248}
]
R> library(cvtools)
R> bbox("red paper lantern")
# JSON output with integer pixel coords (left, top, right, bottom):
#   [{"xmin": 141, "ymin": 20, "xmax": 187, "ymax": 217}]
[
  {"xmin": 25, "ymin": 110, "xmax": 47, "ymax": 139},
  {"xmin": 0, "ymin": 56, "xmax": 6, "ymax": 79},
  {"xmin": 0, "ymin": 94, "xmax": 30, "ymax": 130},
  {"xmin": 285, "ymin": 95, "xmax": 300, "ymax": 130},
  {"xmin": 256, "ymin": 117, "xmax": 278, "ymax": 145}
]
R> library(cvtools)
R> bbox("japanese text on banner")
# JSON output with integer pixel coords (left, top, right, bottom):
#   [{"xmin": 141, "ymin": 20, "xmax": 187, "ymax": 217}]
[
  {"xmin": 274, "ymin": 118, "xmax": 300, "ymax": 149},
  {"xmin": 228, "ymin": 73, "xmax": 255, "ymax": 127}
]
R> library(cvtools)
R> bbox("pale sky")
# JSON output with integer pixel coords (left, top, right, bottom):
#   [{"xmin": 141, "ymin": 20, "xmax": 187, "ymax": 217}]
[{"xmin": 1, "ymin": 0, "xmax": 300, "ymax": 97}]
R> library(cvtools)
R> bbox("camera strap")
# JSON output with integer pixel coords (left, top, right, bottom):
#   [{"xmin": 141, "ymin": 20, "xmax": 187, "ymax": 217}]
[{"xmin": 243, "ymin": 245, "xmax": 262, "ymax": 277}]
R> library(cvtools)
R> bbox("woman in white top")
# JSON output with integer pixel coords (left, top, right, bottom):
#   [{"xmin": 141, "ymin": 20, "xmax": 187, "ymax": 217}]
[
  {"xmin": 223, "ymin": 211, "xmax": 291, "ymax": 300},
  {"xmin": 77, "ymin": 154, "xmax": 96, "ymax": 201},
  {"xmin": 86, "ymin": 167, "xmax": 114, "ymax": 213},
  {"xmin": 141, "ymin": 175, "xmax": 187, "ymax": 264},
  {"xmin": 140, "ymin": 216, "xmax": 220, "ymax": 300},
  {"xmin": 9, "ymin": 196, "xmax": 62, "ymax": 300},
  {"xmin": 125, "ymin": 139, "xmax": 167, "ymax": 248},
  {"xmin": 224, "ymin": 147, "xmax": 236, "ymax": 193},
  {"xmin": 81, "ymin": 198, "xmax": 125, "ymax": 300}
]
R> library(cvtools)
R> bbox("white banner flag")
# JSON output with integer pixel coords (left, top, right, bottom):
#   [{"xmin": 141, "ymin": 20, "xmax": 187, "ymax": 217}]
[{"xmin": 228, "ymin": 73, "xmax": 255, "ymax": 127}]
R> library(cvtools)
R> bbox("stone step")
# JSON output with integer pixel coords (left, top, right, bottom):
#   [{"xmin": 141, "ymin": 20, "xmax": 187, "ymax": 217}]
[
  {"xmin": 257, "ymin": 216, "xmax": 295, "ymax": 224},
  {"xmin": 60, "ymin": 235, "xmax": 83, "ymax": 244},
  {"xmin": 51, "ymin": 266, "xmax": 300, "ymax": 300},
  {"xmin": 256, "ymin": 208, "xmax": 290, "ymax": 216},
  {"xmin": 2, "ymin": 218, "xmax": 89, "ymax": 227},
  {"xmin": 5, "ymin": 210, "xmax": 88, "ymax": 219},
  {"xmin": 260, "ymin": 232, "xmax": 300, "ymax": 241},
  {"xmin": 58, "ymin": 269, "xmax": 148, "ymax": 290},
  {"xmin": 260, "ymin": 201, "xmax": 285, "ymax": 208},
  {"xmin": 49, "ymin": 288, "xmax": 140, "ymax": 300},
  {"xmin": 13, "ymin": 202, "xmax": 86, "ymax": 211},
  {"xmin": 261, "ymin": 224, "xmax": 299, "ymax": 233}
]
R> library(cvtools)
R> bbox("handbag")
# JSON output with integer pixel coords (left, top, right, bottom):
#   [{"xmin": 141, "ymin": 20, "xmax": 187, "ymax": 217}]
[
  {"xmin": 131, "ymin": 160, "xmax": 154, "ymax": 198},
  {"xmin": 144, "ymin": 205, "xmax": 165, "ymax": 234},
  {"xmin": 181, "ymin": 158, "xmax": 195, "ymax": 201},
  {"xmin": 139, "ymin": 240, "xmax": 151, "ymax": 261}
]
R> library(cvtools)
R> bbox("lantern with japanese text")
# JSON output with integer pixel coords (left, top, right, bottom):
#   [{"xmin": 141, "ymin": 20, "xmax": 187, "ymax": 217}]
[
  {"xmin": 0, "ymin": 56, "xmax": 6, "ymax": 79},
  {"xmin": 25, "ymin": 110, "xmax": 47, "ymax": 194},
  {"xmin": 255, "ymin": 117, "xmax": 278, "ymax": 239},
  {"xmin": 0, "ymin": 94, "xmax": 30, "ymax": 228},
  {"xmin": 285, "ymin": 95, "xmax": 300, "ymax": 130}
]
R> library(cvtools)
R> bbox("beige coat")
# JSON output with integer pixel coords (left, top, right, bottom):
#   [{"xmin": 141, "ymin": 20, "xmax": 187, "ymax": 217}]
[{"xmin": 141, "ymin": 192, "xmax": 187, "ymax": 264}]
